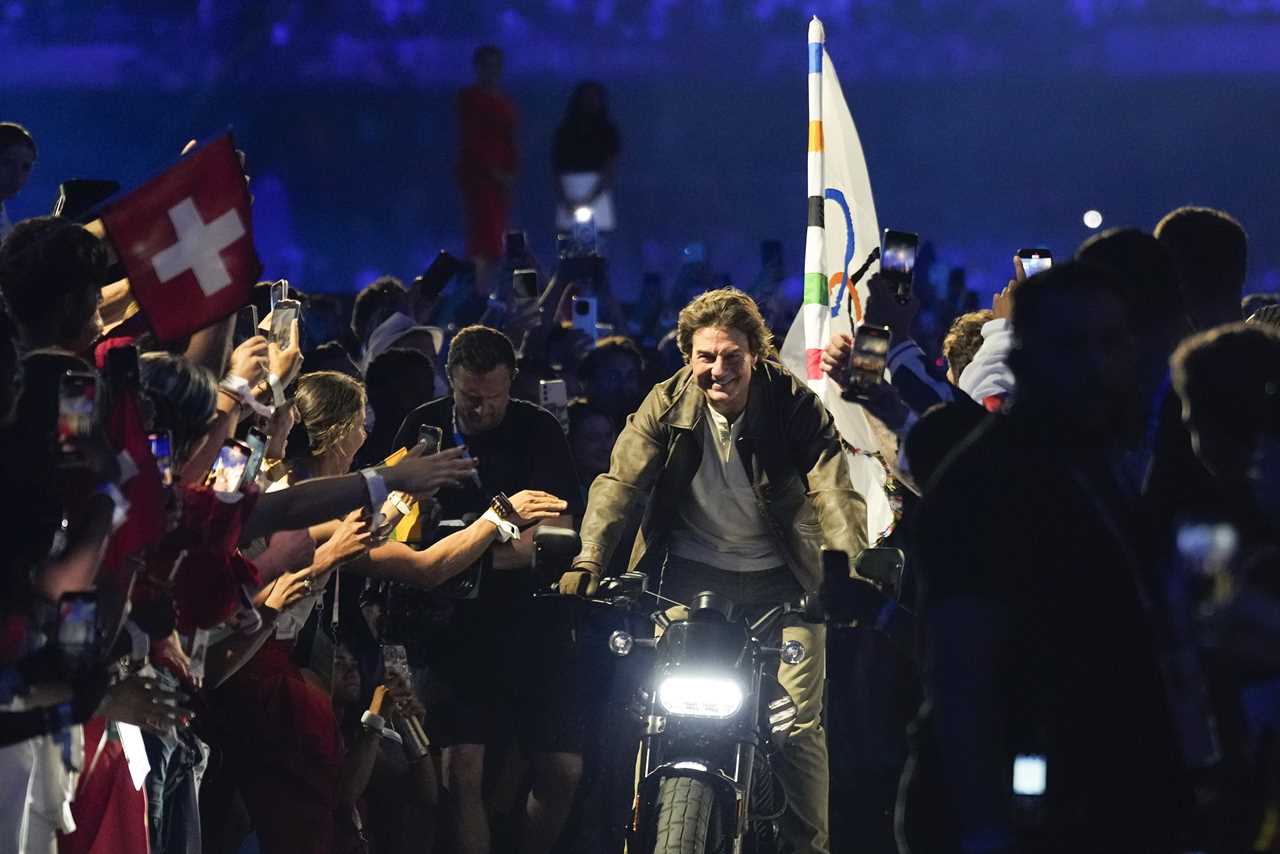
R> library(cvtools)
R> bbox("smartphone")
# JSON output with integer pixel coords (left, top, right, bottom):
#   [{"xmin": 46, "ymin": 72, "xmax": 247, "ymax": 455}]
[
  {"xmin": 52, "ymin": 179, "xmax": 121, "ymax": 222},
  {"xmin": 539, "ymin": 378, "xmax": 569, "ymax": 411},
  {"xmin": 504, "ymin": 230, "xmax": 527, "ymax": 261},
  {"xmin": 57, "ymin": 591, "xmax": 100, "ymax": 669},
  {"xmin": 572, "ymin": 296, "xmax": 599, "ymax": 339},
  {"xmin": 244, "ymin": 427, "xmax": 268, "ymax": 486},
  {"xmin": 413, "ymin": 251, "xmax": 465, "ymax": 303},
  {"xmin": 572, "ymin": 213, "xmax": 598, "ymax": 256},
  {"xmin": 881, "ymin": 229, "xmax": 920, "ymax": 302},
  {"xmin": 271, "ymin": 299, "xmax": 301, "ymax": 349},
  {"xmin": 234, "ymin": 304, "xmax": 260, "ymax": 344},
  {"xmin": 1017, "ymin": 247, "xmax": 1053, "ymax": 278},
  {"xmin": 555, "ymin": 232, "xmax": 572, "ymax": 259},
  {"xmin": 1012, "ymin": 754, "xmax": 1047, "ymax": 797},
  {"xmin": 417, "ymin": 424, "xmax": 443, "ymax": 455},
  {"xmin": 269, "ymin": 279, "xmax": 289, "ymax": 314},
  {"xmin": 848, "ymin": 324, "xmax": 892, "ymax": 389},
  {"xmin": 104, "ymin": 344, "xmax": 139, "ymax": 392},
  {"xmin": 57, "ymin": 371, "xmax": 98, "ymax": 446},
  {"xmin": 559, "ymin": 255, "xmax": 606, "ymax": 292},
  {"xmin": 148, "ymin": 431, "xmax": 175, "ymax": 487},
  {"xmin": 382, "ymin": 643, "xmax": 412, "ymax": 683},
  {"xmin": 207, "ymin": 439, "xmax": 252, "ymax": 495}
]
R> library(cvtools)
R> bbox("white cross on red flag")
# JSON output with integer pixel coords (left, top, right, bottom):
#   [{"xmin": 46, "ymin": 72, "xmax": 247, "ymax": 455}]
[{"xmin": 102, "ymin": 133, "xmax": 260, "ymax": 342}]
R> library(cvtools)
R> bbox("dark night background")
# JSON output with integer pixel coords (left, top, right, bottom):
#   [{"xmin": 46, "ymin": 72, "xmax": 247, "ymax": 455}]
[{"xmin": 3, "ymin": 1, "xmax": 1277, "ymax": 304}]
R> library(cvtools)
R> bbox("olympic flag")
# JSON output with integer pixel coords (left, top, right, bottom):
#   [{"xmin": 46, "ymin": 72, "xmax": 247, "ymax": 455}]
[{"xmin": 780, "ymin": 16, "xmax": 894, "ymax": 542}]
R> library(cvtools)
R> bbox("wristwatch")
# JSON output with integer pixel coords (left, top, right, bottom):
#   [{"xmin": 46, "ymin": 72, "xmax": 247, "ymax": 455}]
[{"xmin": 490, "ymin": 492, "xmax": 516, "ymax": 520}]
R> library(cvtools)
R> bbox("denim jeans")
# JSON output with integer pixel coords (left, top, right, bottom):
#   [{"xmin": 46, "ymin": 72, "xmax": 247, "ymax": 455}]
[{"xmin": 142, "ymin": 671, "xmax": 204, "ymax": 854}]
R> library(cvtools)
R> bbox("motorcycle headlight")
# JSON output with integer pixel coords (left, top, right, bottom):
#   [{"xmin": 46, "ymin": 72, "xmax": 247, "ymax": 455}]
[{"xmin": 657, "ymin": 675, "xmax": 744, "ymax": 719}]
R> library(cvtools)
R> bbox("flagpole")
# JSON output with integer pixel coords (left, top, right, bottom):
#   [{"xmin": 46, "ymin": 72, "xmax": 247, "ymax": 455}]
[{"xmin": 802, "ymin": 16, "xmax": 828, "ymax": 392}]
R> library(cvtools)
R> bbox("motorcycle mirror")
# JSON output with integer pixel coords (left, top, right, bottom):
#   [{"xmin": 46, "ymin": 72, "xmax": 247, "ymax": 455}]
[
  {"xmin": 532, "ymin": 526, "xmax": 581, "ymax": 587},
  {"xmin": 854, "ymin": 547, "xmax": 905, "ymax": 594}
]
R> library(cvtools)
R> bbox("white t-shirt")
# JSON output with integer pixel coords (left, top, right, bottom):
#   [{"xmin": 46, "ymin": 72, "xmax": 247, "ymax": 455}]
[{"xmin": 667, "ymin": 405, "xmax": 783, "ymax": 572}]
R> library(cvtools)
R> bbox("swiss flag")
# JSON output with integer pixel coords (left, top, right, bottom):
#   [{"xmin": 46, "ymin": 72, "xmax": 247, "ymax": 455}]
[{"xmin": 102, "ymin": 134, "xmax": 259, "ymax": 342}]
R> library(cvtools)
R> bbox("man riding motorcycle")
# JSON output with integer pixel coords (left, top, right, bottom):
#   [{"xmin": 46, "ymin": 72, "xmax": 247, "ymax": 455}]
[{"xmin": 560, "ymin": 287, "xmax": 869, "ymax": 854}]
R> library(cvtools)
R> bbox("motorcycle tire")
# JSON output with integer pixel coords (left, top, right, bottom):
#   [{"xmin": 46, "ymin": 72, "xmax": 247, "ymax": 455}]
[{"xmin": 652, "ymin": 776, "xmax": 721, "ymax": 854}]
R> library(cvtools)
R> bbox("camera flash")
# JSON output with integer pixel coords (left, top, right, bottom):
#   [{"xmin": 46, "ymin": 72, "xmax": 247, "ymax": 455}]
[
  {"xmin": 574, "ymin": 206, "xmax": 593, "ymax": 224},
  {"xmin": 1082, "ymin": 210, "xmax": 1103, "ymax": 229}
]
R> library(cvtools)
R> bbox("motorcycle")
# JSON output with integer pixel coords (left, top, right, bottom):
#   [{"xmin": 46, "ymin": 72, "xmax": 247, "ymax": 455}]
[
  {"xmin": 527, "ymin": 528, "xmax": 909, "ymax": 854},
  {"xmin": 599, "ymin": 546, "xmax": 908, "ymax": 854}
]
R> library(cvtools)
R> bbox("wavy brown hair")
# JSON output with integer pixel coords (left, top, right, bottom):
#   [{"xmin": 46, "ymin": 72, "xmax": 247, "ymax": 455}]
[
  {"xmin": 676, "ymin": 287, "xmax": 776, "ymax": 362},
  {"xmin": 292, "ymin": 370, "xmax": 367, "ymax": 459}
]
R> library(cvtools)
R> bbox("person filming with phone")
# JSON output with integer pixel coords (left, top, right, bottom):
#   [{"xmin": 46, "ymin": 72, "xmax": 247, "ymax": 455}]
[
  {"xmin": 561, "ymin": 287, "xmax": 869, "ymax": 854},
  {"xmin": 391, "ymin": 324, "xmax": 581, "ymax": 854}
]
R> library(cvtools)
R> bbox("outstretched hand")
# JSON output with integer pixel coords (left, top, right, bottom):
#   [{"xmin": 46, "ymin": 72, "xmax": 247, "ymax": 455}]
[
  {"xmin": 508, "ymin": 490, "xmax": 569, "ymax": 526},
  {"xmin": 391, "ymin": 446, "xmax": 478, "ymax": 497},
  {"xmin": 99, "ymin": 673, "xmax": 194, "ymax": 734}
]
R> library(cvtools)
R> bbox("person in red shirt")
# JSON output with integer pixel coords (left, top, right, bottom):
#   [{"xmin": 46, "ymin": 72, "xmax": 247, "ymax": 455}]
[{"xmin": 457, "ymin": 45, "xmax": 517, "ymax": 291}]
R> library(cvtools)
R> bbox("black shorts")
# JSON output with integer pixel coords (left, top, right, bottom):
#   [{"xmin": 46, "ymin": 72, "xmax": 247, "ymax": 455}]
[{"xmin": 420, "ymin": 582, "xmax": 585, "ymax": 754}]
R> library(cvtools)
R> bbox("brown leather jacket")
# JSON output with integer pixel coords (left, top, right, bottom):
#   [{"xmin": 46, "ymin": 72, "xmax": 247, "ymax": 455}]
[{"xmin": 575, "ymin": 359, "xmax": 868, "ymax": 592}]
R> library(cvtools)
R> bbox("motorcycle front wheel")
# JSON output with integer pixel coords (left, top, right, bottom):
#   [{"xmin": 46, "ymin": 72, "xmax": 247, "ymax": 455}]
[{"xmin": 652, "ymin": 775, "xmax": 724, "ymax": 854}]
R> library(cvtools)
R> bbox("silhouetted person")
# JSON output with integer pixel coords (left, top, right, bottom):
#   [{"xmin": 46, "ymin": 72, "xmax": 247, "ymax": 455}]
[
  {"xmin": 1155, "ymin": 206, "xmax": 1248, "ymax": 332},
  {"xmin": 901, "ymin": 263, "xmax": 1188, "ymax": 854},
  {"xmin": 553, "ymin": 81, "xmax": 619, "ymax": 236}
]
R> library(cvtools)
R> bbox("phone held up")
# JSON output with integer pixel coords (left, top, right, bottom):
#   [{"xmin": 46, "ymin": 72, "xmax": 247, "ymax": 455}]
[
  {"xmin": 244, "ymin": 427, "xmax": 269, "ymax": 486},
  {"xmin": 56, "ymin": 591, "xmax": 100, "ymax": 675},
  {"xmin": 234, "ymin": 304, "xmax": 260, "ymax": 344},
  {"xmin": 207, "ymin": 439, "xmax": 252, "ymax": 497},
  {"xmin": 1017, "ymin": 247, "xmax": 1053, "ymax": 278},
  {"xmin": 269, "ymin": 279, "xmax": 289, "ymax": 314},
  {"xmin": 148, "ymin": 431, "xmax": 175, "ymax": 486},
  {"xmin": 880, "ymin": 229, "xmax": 920, "ymax": 304},
  {"xmin": 413, "ymin": 251, "xmax": 466, "ymax": 304},
  {"xmin": 845, "ymin": 324, "xmax": 892, "ymax": 394},
  {"xmin": 572, "ymin": 296, "xmax": 598, "ymax": 341},
  {"xmin": 57, "ymin": 371, "xmax": 98, "ymax": 453},
  {"xmin": 540, "ymin": 379, "xmax": 570, "ymax": 432},
  {"xmin": 271, "ymin": 298, "xmax": 301, "ymax": 350}
]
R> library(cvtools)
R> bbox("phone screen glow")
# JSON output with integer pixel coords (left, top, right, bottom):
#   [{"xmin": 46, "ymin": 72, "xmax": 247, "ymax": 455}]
[
  {"xmin": 1021, "ymin": 256, "xmax": 1053, "ymax": 277},
  {"xmin": 1013, "ymin": 754, "xmax": 1046, "ymax": 796}
]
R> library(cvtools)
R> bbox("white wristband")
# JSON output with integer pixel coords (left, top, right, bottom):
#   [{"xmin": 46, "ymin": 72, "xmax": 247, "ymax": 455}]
[
  {"xmin": 267, "ymin": 372, "xmax": 286, "ymax": 408},
  {"xmin": 481, "ymin": 508, "xmax": 520, "ymax": 543},
  {"xmin": 220, "ymin": 375, "xmax": 274, "ymax": 418},
  {"xmin": 360, "ymin": 710, "xmax": 403, "ymax": 743}
]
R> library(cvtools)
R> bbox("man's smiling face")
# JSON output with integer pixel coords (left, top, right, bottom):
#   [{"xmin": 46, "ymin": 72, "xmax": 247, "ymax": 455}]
[{"xmin": 689, "ymin": 325, "xmax": 757, "ymax": 419}]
